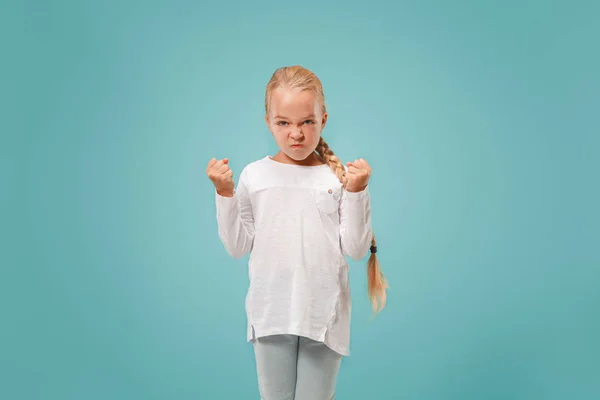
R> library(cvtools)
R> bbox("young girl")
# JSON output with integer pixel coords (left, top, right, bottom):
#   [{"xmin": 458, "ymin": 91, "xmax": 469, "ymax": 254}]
[{"xmin": 206, "ymin": 65, "xmax": 388, "ymax": 399}]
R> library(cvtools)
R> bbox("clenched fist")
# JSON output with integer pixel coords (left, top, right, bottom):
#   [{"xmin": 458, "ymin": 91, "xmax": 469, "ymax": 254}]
[
  {"xmin": 345, "ymin": 158, "xmax": 372, "ymax": 193},
  {"xmin": 206, "ymin": 158, "xmax": 234, "ymax": 197}
]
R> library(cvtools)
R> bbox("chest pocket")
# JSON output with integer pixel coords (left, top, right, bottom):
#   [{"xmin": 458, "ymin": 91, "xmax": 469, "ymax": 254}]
[{"xmin": 315, "ymin": 185, "xmax": 342, "ymax": 215}]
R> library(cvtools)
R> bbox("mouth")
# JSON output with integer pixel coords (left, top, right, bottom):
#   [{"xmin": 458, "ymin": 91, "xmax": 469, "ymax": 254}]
[{"xmin": 291, "ymin": 144, "xmax": 303, "ymax": 148}]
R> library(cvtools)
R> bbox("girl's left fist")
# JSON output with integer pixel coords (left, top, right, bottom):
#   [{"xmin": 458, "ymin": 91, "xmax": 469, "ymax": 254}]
[{"xmin": 345, "ymin": 158, "xmax": 372, "ymax": 192}]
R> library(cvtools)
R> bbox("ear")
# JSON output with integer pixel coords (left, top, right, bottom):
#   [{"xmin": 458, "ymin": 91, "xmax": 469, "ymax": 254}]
[
  {"xmin": 321, "ymin": 112, "xmax": 328, "ymax": 129},
  {"xmin": 265, "ymin": 115, "xmax": 275, "ymax": 137}
]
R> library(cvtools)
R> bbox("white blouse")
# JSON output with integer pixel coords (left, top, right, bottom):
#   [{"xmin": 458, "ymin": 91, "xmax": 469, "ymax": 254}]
[{"xmin": 215, "ymin": 156, "xmax": 373, "ymax": 356}]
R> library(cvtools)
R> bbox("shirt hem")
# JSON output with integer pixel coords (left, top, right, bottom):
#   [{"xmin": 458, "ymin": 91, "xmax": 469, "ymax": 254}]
[{"xmin": 247, "ymin": 325, "xmax": 349, "ymax": 357}]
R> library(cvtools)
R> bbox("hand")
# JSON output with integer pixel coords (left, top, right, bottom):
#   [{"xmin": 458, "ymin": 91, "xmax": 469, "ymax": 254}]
[
  {"xmin": 206, "ymin": 158, "xmax": 234, "ymax": 197},
  {"xmin": 345, "ymin": 158, "xmax": 371, "ymax": 192}
]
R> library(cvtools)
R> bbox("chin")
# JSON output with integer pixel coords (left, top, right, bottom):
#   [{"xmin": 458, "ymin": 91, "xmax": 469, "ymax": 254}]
[{"xmin": 285, "ymin": 148, "xmax": 313, "ymax": 161}]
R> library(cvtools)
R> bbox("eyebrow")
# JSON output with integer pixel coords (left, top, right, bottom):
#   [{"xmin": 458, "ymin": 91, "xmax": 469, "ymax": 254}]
[{"xmin": 274, "ymin": 114, "xmax": 315, "ymax": 120}]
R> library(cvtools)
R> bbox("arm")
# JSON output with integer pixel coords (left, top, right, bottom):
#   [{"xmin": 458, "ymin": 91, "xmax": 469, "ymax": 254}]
[
  {"xmin": 339, "ymin": 185, "xmax": 373, "ymax": 260},
  {"xmin": 215, "ymin": 168, "xmax": 255, "ymax": 259}
]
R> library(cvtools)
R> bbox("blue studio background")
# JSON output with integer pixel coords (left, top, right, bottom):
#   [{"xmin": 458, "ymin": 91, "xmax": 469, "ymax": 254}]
[{"xmin": 3, "ymin": 0, "xmax": 599, "ymax": 399}]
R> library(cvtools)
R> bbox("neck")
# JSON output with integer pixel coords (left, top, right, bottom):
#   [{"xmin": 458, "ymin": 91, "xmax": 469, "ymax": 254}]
[{"xmin": 271, "ymin": 151, "xmax": 323, "ymax": 166}]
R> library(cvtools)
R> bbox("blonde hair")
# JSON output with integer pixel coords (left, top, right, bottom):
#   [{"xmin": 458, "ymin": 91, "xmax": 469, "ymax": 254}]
[{"xmin": 265, "ymin": 65, "xmax": 389, "ymax": 313}]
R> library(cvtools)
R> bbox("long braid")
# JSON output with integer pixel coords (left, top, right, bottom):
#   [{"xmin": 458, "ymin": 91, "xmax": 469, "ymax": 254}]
[
  {"xmin": 315, "ymin": 137, "xmax": 389, "ymax": 313},
  {"xmin": 315, "ymin": 137, "xmax": 347, "ymax": 185}
]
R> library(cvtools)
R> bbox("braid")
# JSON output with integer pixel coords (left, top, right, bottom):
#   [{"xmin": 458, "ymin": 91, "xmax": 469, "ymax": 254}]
[
  {"xmin": 315, "ymin": 137, "xmax": 389, "ymax": 313},
  {"xmin": 315, "ymin": 137, "xmax": 347, "ymax": 185}
]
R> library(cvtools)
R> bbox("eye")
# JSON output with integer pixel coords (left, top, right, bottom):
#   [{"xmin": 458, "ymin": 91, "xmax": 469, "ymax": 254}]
[
  {"xmin": 277, "ymin": 121, "xmax": 288, "ymax": 126},
  {"xmin": 304, "ymin": 120, "xmax": 314, "ymax": 125}
]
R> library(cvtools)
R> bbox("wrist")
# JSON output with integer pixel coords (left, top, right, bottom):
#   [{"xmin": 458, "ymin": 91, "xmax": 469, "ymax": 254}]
[
  {"xmin": 216, "ymin": 189, "xmax": 234, "ymax": 197},
  {"xmin": 346, "ymin": 184, "xmax": 368, "ymax": 193}
]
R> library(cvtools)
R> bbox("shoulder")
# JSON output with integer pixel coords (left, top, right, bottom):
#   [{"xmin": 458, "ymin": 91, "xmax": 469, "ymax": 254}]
[
  {"xmin": 240, "ymin": 156, "xmax": 270, "ymax": 174},
  {"xmin": 237, "ymin": 156, "xmax": 271, "ymax": 183}
]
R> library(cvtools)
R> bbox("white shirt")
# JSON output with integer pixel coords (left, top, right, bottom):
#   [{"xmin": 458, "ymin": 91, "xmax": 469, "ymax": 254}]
[{"xmin": 215, "ymin": 156, "xmax": 373, "ymax": 356}]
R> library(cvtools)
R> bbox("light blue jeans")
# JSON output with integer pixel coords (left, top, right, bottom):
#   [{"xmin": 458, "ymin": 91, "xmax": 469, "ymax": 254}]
[{"xmin": 253, "ymin": 334, "xmax": 343, "ymax": 400}]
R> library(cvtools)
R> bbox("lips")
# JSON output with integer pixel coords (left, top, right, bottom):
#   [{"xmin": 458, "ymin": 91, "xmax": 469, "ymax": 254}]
[{"xmin": 291, "ymin": 144, "xmax": 303, "ymax": 148}]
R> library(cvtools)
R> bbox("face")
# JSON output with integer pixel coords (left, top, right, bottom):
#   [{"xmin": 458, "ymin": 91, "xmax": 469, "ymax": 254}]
[{"xmin": 265, "ymin": 87, "xmax": 327, "ymax": 164}]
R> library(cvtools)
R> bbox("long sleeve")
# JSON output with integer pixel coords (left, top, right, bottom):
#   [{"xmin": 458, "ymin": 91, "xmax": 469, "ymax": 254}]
[
  {"xmin": 215, "ymin": 168, "xmax": 255, "ymax": 259},
  {"xmin": 339, "ymin": 185, "xmax": 373, "ymax": 260}
]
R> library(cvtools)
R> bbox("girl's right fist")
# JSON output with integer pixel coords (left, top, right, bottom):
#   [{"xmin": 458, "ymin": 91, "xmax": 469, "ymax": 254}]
[{"xmin": 206, "ymin": 158, "xmax": 234, "ymax": 197}]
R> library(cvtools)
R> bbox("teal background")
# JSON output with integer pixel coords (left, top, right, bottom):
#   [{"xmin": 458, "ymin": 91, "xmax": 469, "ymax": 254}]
[{"xmin": 3, "ymin": 0, "xmax": 599, "ymax": 399}]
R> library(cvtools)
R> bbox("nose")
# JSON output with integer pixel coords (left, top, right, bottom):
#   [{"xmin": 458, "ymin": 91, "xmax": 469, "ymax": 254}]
[{"xmin": 289, "ymin": 127, "xmax": 303, "ymax": 140}]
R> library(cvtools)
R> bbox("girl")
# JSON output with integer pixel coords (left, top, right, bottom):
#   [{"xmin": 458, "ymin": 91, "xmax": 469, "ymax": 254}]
[{"xmin": 206, "ymin": 65, "xmax": 388, "ymax": 399}]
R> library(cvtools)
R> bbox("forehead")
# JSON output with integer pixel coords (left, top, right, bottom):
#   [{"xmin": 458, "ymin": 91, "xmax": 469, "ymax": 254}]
[{"xmin": 269, "ymin": 87, "xmax": 318, "ymax": 117}]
